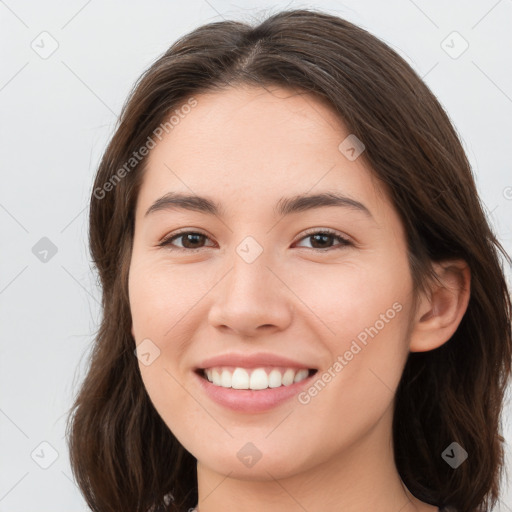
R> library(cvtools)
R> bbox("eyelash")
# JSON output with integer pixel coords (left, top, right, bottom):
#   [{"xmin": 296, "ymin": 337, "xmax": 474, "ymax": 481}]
[{"xmin": 157, "ymin": 228, "xmax": 353, "ymax": 253}]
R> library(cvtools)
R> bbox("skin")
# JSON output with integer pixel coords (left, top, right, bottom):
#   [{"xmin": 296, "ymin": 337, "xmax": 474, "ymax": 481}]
[{"xmin": 128, "ymin": 85, "xmax": 470, "ymax": 512}]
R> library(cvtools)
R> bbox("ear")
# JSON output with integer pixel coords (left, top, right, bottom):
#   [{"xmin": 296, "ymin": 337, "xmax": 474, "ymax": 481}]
[{"xmin": 409, "ymin": 259, "xmax": 471, "ymax": 352}]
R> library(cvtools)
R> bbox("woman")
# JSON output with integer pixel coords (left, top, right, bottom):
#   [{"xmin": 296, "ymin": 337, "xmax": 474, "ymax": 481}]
[{"xmin": 66, "ymin": 8, "xmax": 512, "ymax": 512}]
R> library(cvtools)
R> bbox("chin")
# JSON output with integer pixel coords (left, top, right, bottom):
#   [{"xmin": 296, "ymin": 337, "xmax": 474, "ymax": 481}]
[{"xmin": 195, "ymin": 442, "xmax": 311, "ymax": 481}]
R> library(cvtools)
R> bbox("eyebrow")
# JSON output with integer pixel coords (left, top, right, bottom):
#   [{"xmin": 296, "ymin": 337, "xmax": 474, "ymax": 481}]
[{"xmin": 144, "ymin": 191, "xmax": 374, "ymax": 220}]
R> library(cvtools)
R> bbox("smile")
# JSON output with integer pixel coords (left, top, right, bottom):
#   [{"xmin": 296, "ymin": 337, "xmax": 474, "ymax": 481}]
[
  {"xmin": 194, "ymin": 366, "xmax": 319, "ymax": 413},
  {"xmin": 199, "ymin": 366, "xmax": 317, "ymax": 390}
]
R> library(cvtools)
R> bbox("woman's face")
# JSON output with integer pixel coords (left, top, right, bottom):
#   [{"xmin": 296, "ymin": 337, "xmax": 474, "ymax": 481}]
[{"xmin": 129, "ymin": 85, "xmax": 417, "ymax": 479}]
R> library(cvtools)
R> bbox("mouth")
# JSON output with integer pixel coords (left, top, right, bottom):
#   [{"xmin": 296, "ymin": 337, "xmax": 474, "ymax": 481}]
[{"xmin": 195, "ymin": 366, "xmax": 318, "ymax": 391}]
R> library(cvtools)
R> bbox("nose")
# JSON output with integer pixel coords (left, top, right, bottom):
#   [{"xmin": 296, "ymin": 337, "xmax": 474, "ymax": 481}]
[{"xmin": 207, "ymin": 251, "xmax": 293, "ymax": 338}]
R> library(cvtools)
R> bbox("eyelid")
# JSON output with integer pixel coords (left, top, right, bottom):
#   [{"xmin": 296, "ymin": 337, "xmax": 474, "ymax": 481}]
[
  {"xmin": 158, "ymin": 227, "xmax": 354, "ymax": 251},
  {"xmin": 294, "ymin": 227, "xmax": 353, "ymax": 246},
  {"xmin": 158, "ymin": 228, "xmax": 214, "ymax": 249}
]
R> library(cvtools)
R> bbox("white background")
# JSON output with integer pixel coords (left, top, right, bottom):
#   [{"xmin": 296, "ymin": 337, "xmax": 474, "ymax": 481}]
[{"xmin": 1, "ymin": 0, "xmax": 511, "ymax": 510}]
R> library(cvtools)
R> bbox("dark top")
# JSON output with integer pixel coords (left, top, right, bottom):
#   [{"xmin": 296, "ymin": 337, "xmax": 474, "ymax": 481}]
[{"xmin": 189, "ymin": 505, "xmax": 455, "ymax": 511}]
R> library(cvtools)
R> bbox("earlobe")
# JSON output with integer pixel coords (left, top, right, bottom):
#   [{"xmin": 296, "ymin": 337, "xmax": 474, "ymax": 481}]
[{"xmin": 409, "ymin": 260, "xmax": 471, "ymax": 352}]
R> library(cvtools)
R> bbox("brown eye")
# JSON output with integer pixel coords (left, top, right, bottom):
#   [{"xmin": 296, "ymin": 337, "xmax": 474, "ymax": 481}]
[
  {"xmin": 158, "ymin": 231, "xmax": 214, "ymax": 251},
  {"xmin": 295, "ymin": 229, "xmax": 352, "ymax": 251},
  {"xmin": 158, "ymin": 228, "xmax": 352, "ymax": 253}
]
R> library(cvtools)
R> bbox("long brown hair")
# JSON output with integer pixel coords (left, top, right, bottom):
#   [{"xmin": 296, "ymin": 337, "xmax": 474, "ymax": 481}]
[{"xmin": 66, "ymin": 8, "xmax": 512, "ymax": 512}]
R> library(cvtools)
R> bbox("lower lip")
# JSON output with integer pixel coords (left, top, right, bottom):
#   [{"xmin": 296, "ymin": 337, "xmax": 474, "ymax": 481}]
[{"xmin": 194, "ymin": 370, "xmax": 317, "ymax": 413}]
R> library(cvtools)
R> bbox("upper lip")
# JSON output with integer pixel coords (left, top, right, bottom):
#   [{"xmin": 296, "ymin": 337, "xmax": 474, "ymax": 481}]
[{"xmin": 196, "ymin": 352, "xmax": 317, "ymax": 370}]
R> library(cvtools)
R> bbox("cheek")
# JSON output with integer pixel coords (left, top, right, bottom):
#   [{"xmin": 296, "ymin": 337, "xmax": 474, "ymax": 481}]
[
  {"xmin": 295, "ymin": 254, "xmax": 411, "ymax": 342},
  {"xmin": 129, "ymin": 259, "xmax": 197, "ymax": 430},
  {"xmin": 297, "ymin": 259, "xmax": 412, "ymax": 416},
  {"xmin": 128, "ymin": 257, "xmax": 201, "ymax": 340},
  {"xmin": 291, "ymin": 299, "xmax": 411, "ymax": 469}
]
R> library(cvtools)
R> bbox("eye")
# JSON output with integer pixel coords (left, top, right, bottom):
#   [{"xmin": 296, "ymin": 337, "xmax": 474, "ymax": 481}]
[
  {"xmin": 157, "ymin": 228, "xmax": 352, "ymax": 252},
  {"xmin": 158, "ymin": 230, "xmax": 214, "ymax": 252},
  {"xmin": 293, "ymin": 228, "xmax": 352, "ymax": 251}
]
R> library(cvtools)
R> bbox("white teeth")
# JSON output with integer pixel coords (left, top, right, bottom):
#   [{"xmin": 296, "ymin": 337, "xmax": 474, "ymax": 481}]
[
  {"xmin": 211, "ymin": 369, "xmax": 221, "ymax": 385},
  {"xmin": 231, "ymin": 368, "xmax": 249, "ymax": 389},
  {"xmin": 249, "ymin": 368, "xmax": 268, "ymax": 390},
  {"xmin": 202, "ymin": 366, "xmax": 312, "ymax": 390},
  {"xmin": 294, "ymin": 369, "xmax": 309, "ymax": 383},
  {"xmin": 268, "ymin": 369, "xmax": 282, "ymax": 388},
  {"xmin": 220, "ymin": 370, "xmax": 232, "ymax": 387},
  {"xmin": 282, "ymin": 368, "xmax": 295, "ymax": 386}
]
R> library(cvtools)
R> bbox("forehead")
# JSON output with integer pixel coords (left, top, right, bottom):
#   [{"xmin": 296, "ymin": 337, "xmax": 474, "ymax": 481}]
[{"xmin": 137, "ymin": 85, "xmax": 390, "ymax": 223}]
